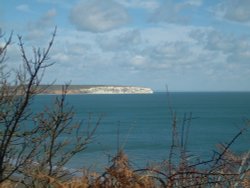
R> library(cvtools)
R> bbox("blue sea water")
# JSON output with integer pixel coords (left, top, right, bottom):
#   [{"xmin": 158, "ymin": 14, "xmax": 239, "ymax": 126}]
[{"xmin": 33, "ymin": 92, "xmax": 250, "ymax": 171}]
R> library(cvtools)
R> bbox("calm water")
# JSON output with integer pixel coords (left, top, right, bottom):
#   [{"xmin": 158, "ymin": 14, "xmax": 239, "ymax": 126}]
[{"xmin": 33, "ymin": 92, "xmax": 250, "ymax": 170}]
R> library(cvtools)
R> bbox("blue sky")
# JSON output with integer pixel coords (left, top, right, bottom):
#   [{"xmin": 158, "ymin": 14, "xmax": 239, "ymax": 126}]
[{"xmin": 1, "ymin": 0, "xmax": 250, "ymax": 91}]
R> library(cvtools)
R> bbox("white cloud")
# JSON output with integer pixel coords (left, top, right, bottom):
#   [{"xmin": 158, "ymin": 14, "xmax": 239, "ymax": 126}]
[
  {"xmin": 25, "ymin": 9, "xmax": 57, "ymax": 40},
  {"xmin": 2, "ymin": 44, "xmax": 20, "ymax": 69},
  {"xmin": 150, "ymin": 27, "xmax": 195, "ymax": 41},
  {"xmin": 37, "ymin": 0, "xmax": 67, "ymax": 3},
  {"xmin": 186, "ymin": 0, "xmax": 203, "ymax": 7},
  {"xmin": 69, "ymin": 0, "xmax": 129, "ymax": 32},
  {"xmin": 190, "ymin": 29, "xmax": 250, "ymax": 67},
  {"xmin": 57, "ymin": 26, "xmax": 205, "ymax": 72},
  {"xmin": 149, "ymin": 0, "xmax": 202, "ymax": 24},
  {"xmin": 37, "ymin": 9, "xmax": 57, "ymax": 27},
  {"xmin": 46, "ymin": 9, "xmax": 57, "ymax": 17},
  {"xmin": 52, "ymin": 52, "xmax": 70, "ymax": 63},
  {"xmin": 89, "ymin": 25, "xmax": 206, "ymax": 72},
  {"xmin": 203, "ymin": 31, "xmax": 235, "ymax": 52},
  {"xmin": 25, "ymin": 30, "xmax": 45, "ymax": 41},
  {"xmin": 97, "ymin": 29, "xmax": 141, "ymax": 51},
  {"xmin": 216, "ymin": 0, "xmax": 250, "ymax": 23},
  {"xmin": 131, "ymin": 55, "xmax": 147, "ymax": 66},
  {"xmin": 16, "ymin": 4, "xmax": 30, "ymax": 12},
  {"xmin": 227, "ymin": 48, "xmax": 250, "ymax": 65},
  {"xmin": 132, "ymin": 41, "xmax": 196, "ymax": 71},
  {"xmin": 3, "ymin": 0, "xmax": 250, "ymax": 91},
  {"xmin": 16, "ymin": 25, "xmax": 249, "ymax": 90},
  {"xmin": 36, "ymin": 0, "xmax": 71, "ymax": 10},
  {"xmin": 115, "ymin": 0, "xmax": 160, "ymax": 11},
  {"xmin": 29, "ymin": 8, "xmax": 56, "ymax": 29}
]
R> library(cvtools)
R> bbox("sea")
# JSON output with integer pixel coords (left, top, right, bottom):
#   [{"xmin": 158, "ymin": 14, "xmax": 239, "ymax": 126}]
[{"xmin": 33, "ymin": 92, "xmax": 250, "ymax": 171}]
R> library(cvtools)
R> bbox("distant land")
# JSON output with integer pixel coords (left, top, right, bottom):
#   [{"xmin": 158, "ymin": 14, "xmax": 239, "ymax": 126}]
[{"xmin": 38, "ymin": 85, "xmax": 154, "ymax": 94}]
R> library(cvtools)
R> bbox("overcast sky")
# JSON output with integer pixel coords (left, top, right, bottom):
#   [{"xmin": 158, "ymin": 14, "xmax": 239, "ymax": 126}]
[{"xmin": 1, "ymin": 0, "xmax": 250, "ymax": 91}]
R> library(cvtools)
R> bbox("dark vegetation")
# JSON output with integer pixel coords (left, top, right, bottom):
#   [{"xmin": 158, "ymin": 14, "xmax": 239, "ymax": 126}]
[{"xmin": 0, "ymin": 29, "xmax": 249, "ymax": 187}]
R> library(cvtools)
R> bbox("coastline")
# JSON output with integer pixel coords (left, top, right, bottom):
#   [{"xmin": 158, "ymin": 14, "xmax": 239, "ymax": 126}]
[{"xmin": 39, "ymin": 85, "xmax": 154, "ymax": 95}]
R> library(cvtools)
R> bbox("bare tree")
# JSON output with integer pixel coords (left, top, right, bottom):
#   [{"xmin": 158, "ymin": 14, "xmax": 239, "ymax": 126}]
[
  {"xmin": 0, "ymin": 28, "xmax": 99, "ymax": 185},
  {"xmin": 0, "ymin": 27, "xmax": 51, "ymax": 182}
]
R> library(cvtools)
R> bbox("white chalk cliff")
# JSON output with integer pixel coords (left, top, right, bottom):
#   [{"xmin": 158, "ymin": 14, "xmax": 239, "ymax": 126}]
[
  {"xmin": 78, "ymin": 86, "xmax": 153, "ymax": 94},
  {"xmin": 42, "ymin": 85, "xmax": 154, "ymax": 94}
]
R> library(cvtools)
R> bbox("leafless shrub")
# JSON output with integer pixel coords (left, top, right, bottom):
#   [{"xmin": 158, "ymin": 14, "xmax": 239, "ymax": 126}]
[{"xmin": 0, "ymin": 28, "xmax": 99, "ymax": 187}]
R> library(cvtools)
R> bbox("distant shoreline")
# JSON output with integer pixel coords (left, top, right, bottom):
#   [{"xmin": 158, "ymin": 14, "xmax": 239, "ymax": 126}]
[{"xmin": 38, "ymin": 85, "xmax": 154, "ymax": 95}]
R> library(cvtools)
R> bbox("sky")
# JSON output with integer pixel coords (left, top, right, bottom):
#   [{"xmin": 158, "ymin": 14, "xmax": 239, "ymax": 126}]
[{"xmin": 1, "ymin": 0, "xmax": 250, "ymax": 91}]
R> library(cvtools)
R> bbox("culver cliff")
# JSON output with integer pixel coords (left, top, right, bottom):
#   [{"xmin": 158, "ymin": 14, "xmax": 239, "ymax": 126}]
[{"xmin": 40, "ymin": 85, "xmax": 154, "ymax": 94}]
